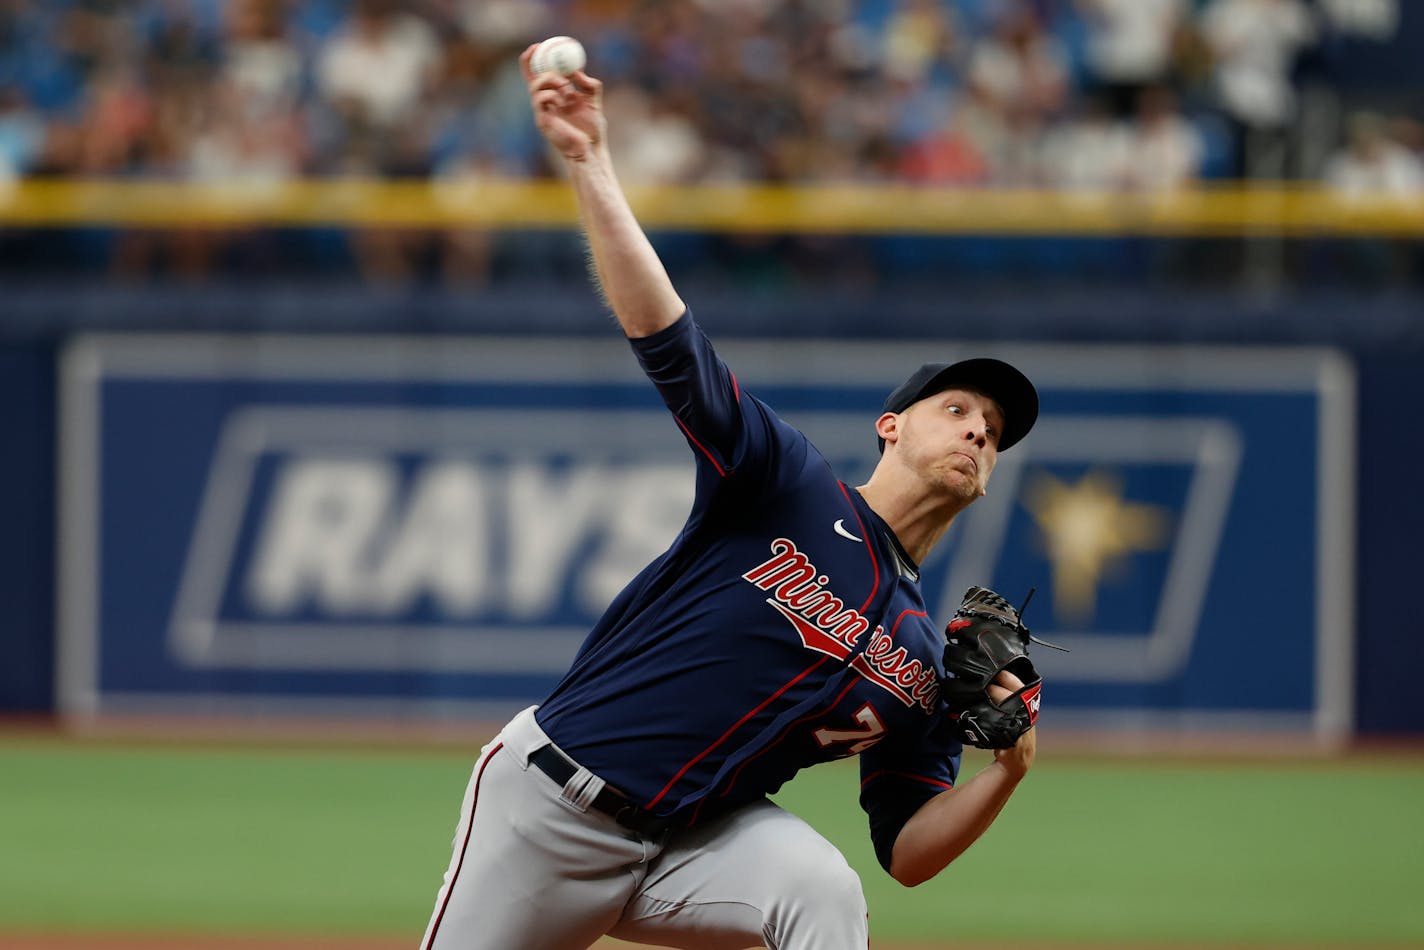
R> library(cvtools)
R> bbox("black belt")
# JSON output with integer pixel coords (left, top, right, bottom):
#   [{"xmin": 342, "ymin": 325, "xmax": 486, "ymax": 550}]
[{"xmin": 529, "ymin": 744, "xmax": 673, "ymax": 837}]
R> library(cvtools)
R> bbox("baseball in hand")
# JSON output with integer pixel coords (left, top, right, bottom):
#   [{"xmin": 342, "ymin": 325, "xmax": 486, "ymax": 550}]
[{"xmin": 531, "ymin": 36, "xmax": 587, "ymax": 77}]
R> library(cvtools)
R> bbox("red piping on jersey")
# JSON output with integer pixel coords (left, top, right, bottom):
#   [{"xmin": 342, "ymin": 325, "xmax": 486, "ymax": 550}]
[
  {"xmin": 421, "ymin": 742, "xmax": 504, "ymax": 950},
  {"xmin": 860, "ymin": 769, "xmax": 954, "ymax": 792},
  {"xmin": 718, "ymin": 676, "xmax": 863, "ymax": 798},
  {"xmin": 692, "ymin": 485, "xmax": 886, "ymax": 805},
  {"xmin": 652, "ymin": 483, "xmax": 881, "ymax": 810},
  {"xmin": 673, "ymin": 415, "xmax": 729, "ymax": 477},
  {"xmin": 837, "ymin": 481, "xmax": 879, "ymax": 611},
  {"xmin": 647, "ymin": 657, "xmax": 829, "ymax": 809},
  {"xmin": 668, "ymin": 368, "xmax": 739, "ymax": 478},
  {"xmin": 888, "ymin": 609, "xmax": 926, "ymax": 636},
  {"xmin": 720, "ymin": 608, "xmax": 926, "ymax": 798}
]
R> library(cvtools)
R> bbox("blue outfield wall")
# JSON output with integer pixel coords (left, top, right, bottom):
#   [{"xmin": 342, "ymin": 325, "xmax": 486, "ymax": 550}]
[
  {"xmin": 0, "ymin": 282, "xmax": 1420, "ymax": 736},
  {"xmin": 0, "ymin": 341, "xmax": 55, "ymax": 713},
  {"xmin": 1355, "ymin": 355, "xmax": 1424, "ymax": 736}
]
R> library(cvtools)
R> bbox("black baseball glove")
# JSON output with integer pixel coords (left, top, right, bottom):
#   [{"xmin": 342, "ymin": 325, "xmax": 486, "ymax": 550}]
[{"xmin": 941, "ymin": 586, "xmax": 1052, "ymax": 750}]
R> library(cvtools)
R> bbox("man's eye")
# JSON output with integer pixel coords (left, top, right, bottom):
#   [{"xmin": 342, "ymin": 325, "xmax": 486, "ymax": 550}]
[{"xmin": 948, "ymin": 405, "xmax": 963, "ymax": 414}]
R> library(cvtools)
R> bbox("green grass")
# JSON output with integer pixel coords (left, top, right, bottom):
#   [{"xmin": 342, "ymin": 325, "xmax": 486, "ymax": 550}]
[
  {"xmin": 1, "ymin": 741, "xmax": 467, "ymax": 934},
  {"xmin": 3, "ymin": 737, "xmax": 1423, "ymax": 945},
  {"xmin": 779, "ymin": 752, "xmax": 1424, "ymax": 945}
]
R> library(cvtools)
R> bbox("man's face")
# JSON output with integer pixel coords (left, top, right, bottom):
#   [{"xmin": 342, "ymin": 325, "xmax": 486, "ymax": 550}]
[{"xmin": 886, "ymin": 387, "xmax": 1004, "ymax": 502}]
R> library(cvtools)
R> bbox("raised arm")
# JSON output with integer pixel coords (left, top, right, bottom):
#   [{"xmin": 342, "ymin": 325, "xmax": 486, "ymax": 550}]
[{"xmin": 522, "ymin": 45, "xmax": 685, "ymax": 338}]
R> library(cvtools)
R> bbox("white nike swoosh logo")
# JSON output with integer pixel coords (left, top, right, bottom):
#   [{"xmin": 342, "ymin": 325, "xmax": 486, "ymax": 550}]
[{"xmin": 833, "ymin": 519, "xmax": 862, "ymax": 543}]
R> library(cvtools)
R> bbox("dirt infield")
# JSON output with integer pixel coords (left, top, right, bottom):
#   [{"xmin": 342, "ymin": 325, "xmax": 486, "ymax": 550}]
[
  {"xmin": 2, "ymin": 939, "xmax": 417, "ymax": 950},
  {"xmin": 2, "ymin": 937, "xmax": 958, "ymax": 950},
  {"xmin": 5, "ymin": 935, "xmax": 1405, "ymax": 950},
  {"xmin": 0, "ymin": 939, "xmax": 1101, "ymax": 950}
]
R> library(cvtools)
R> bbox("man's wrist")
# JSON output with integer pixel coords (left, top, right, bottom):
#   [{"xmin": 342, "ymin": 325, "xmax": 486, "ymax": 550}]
[
  {"xmin": 990, "ymin": 755, "xmax": 1030, "ymax": 783},
  {"xmin": 564, "ymin": 141, "xmax": 612, "ymax": 168}
]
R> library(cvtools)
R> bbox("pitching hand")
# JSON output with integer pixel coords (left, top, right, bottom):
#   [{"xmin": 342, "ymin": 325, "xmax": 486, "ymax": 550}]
[{"xmin": 522, "ymin": 45, "xmax": 605, "ymax": 162}]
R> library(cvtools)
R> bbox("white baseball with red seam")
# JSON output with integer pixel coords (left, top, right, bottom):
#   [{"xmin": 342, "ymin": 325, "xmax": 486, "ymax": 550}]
[{"xmin": 531, "ymin": 36, "xmax": 587, "ymax": 77}]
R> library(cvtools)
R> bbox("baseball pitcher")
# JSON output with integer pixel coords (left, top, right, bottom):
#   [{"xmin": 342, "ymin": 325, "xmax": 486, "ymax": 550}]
[{"xmin": 418, "ymin": 44, "xmax": 1046, "ymax": 950}]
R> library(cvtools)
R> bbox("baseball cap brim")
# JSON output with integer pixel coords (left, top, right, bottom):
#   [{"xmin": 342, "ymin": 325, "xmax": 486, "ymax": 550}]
[{"xmin": 879, "ymin": 358, "xmax": 1038, "ymax": 452}]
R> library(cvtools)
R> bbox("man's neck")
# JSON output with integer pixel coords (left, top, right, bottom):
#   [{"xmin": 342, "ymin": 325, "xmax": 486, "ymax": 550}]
[{"xmin": 854, "ymin": 475, "xmax": 971, "ymax": 565}]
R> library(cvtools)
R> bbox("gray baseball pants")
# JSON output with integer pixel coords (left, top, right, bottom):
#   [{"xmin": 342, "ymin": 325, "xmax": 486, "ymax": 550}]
[{"xmin": 419, "ymin": 706, "xmax": 870, "ymax": 950}]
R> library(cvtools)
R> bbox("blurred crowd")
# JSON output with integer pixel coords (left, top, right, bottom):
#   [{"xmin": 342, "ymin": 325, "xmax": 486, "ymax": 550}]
[
  {"xmin": 2, "ymin": 0, "xmax": 1421, "ymax": 189},
  {"xmin": 1, "ymin": 0, "xmax": 1420, "ymax": 282}
]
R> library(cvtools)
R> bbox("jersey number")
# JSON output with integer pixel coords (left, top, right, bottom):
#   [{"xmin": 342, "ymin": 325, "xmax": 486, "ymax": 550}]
[{"xmin": 813, "ymin": 703, "xmax": 886, "ymax": 755}]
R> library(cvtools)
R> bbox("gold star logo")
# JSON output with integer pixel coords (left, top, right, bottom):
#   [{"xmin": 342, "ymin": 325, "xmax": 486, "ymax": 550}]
[{"xmin": 1022, "ymin": 469, "xmax": 1173, "ymax": 625}]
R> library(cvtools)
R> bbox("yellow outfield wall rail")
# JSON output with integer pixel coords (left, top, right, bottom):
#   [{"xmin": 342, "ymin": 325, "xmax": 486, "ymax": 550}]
[{"xmin": 2, "ymin": 178, "xmax": 1424, "ymax": 235}]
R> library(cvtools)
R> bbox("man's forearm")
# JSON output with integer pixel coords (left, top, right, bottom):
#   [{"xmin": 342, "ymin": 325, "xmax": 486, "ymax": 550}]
[
  {"xmin": 565, "ymin": 148, "xmax": 685, "ymax": 338},
  {"xmin": 888, "ymin": 760, "xmax": 1024, "ymax": 887}
]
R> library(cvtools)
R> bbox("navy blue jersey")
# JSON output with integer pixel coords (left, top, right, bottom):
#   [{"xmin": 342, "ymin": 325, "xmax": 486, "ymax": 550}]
[{"xmin": 537, "ymin": 310, "xmax": 963, "ymax": 869}]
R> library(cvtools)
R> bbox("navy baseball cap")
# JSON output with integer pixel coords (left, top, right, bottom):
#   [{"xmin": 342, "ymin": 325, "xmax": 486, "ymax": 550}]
[{"xmin": 879, "ymin": 358, "xmax": 1039, "ymax": 452}]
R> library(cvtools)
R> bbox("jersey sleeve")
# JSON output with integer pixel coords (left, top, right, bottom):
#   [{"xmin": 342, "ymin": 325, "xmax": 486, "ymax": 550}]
[
  {"xmin": 628, "ymin": 308, "xmax": 801, "ymax": 485},
  {"xmin": 857, "ymin": 715, "xmax": 963, "ymax": 873}
]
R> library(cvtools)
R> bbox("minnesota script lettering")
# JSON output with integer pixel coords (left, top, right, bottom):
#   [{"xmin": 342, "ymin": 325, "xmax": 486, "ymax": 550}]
[{"xmin": 743, "ymin": 538, "xmax": 939, "ymax": 713}]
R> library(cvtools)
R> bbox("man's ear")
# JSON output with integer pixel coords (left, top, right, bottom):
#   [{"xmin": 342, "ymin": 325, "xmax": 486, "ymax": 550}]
[{"xmin": 875, "ymin": 411, "xmax": 899, "ymax": 446}]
